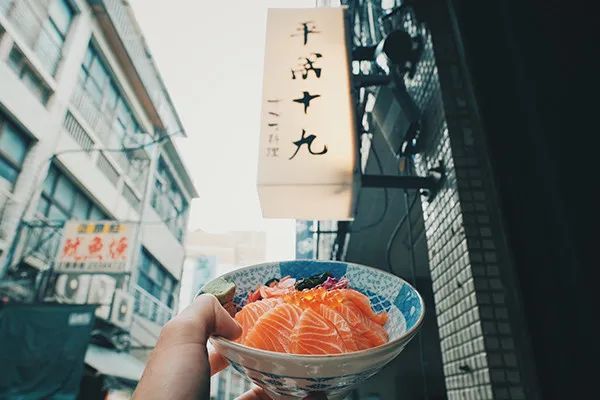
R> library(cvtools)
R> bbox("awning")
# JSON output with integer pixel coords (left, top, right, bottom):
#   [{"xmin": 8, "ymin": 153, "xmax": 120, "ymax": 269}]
[
  {"xmin": 85, "ymin": 345, "xmax": 145, "ymax": 382},
  {"xmin": 0, "ymin": 303, "xmax": 96, "ymax": 399}
]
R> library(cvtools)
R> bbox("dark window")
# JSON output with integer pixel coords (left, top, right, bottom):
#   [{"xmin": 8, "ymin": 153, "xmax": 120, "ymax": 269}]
[
  {"xmin": 151, "ymin": 158, "xmax": 188, "ymax": 242},
  {"xmin": 0, "ymin": 114, "xmax": 31, "ymax": 187},
  {"xmin": 136, "ymin": 249, "xmax": 177, "ymax": 307},
  {"xmin": 38, "ymin": 164, "xmax": 107, "ymax": 221},
  {"xmin": 8, "ymin": 47, "xmax": 51, "ymax": 104}
]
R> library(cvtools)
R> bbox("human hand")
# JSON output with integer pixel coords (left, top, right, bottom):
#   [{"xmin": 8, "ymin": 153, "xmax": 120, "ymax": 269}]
[{"xmin": 133, "ymin": 294, "xmax": 271, "ymax": 399}]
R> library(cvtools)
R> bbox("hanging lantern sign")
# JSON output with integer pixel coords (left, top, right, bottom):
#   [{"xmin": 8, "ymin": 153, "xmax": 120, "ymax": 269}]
[{"xmin": 257, "ymin": 8, "xmax": 358, "ymax": 220}]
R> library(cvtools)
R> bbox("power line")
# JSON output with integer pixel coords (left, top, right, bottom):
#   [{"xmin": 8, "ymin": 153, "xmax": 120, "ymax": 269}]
[
  {"xmin": 351, "ymin": 140, "xmax": 390, "ymax": 233},
  {"xmin": 54, "ymin": 129, "xmax": 183, "ymax": 157},
  {"xmin": 1, "ymin": 129, "xmax": 184, "ymax": 279}
]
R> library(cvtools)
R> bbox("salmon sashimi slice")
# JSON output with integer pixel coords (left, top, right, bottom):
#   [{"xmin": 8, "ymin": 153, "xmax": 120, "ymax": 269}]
[
  {"xmin": 234, "ymin": 298, "xmax": 282, "ymax": 342},
  {"xmin": 289, "ymin": 308, "xmax": 346, "ymax": 355},
  {"xmin": 332, "ymin": 300, "xmax": 368, "ymax": 334},
  {"xmin": 333, "ymin": 300, "xmax": 388, "ymax": 349},
  {"xmin": 362, "ymin": 317, "xmax": 388, "ymax": 347},
  {"xmin": 317, "ymin": 304, "xmax": 358, "ymax": 352},
  {"xmin": 342, "ymin": 289, "xmax": 388, "ymax": 326},
  {"xmin": 244, "ymin": 303, "xmax": 302, "ymax": 352},
  {"xmin": 259, "ymin": 276, "xmax": 296, "ymax": 299},
  {"xmin": 332, "ymin": 300, "xmax": 371, "ymax": 349},
  {"xmin": 237, "ymin": 286, "xmax": 390, "ymax": 354}
]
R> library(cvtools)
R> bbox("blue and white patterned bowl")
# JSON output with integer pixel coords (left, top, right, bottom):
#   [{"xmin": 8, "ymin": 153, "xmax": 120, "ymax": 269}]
[{"xmin": 210, "ymin": 260, "xmax": 425, "ymax": 400}]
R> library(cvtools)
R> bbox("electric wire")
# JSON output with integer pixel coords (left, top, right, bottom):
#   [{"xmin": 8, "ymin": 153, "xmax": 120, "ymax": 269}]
[
  {"xmin": 351, "ymin": 142, "xmax": 389, "ymax": 233},
  {"xmin": 3, "ymin": 130, "xmax": 185, "ymax": 273}
]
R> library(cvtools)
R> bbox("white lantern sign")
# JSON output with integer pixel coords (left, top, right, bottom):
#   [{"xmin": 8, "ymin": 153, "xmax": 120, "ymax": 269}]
[{"xmin": 257, "ymin": 8, "xmax": 358, "ymax": 220}]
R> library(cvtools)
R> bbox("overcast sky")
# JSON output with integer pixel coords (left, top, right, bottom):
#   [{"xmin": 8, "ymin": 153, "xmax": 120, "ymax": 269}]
[{"xmin": 129, "ymin": 0, "xmax": 316, "ymax": 260}]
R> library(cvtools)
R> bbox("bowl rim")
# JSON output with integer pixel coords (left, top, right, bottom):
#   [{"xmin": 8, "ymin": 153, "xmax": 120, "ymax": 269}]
[{"xmin": 210, "ymin": 259, "xmax": 426, "ymax": 361}]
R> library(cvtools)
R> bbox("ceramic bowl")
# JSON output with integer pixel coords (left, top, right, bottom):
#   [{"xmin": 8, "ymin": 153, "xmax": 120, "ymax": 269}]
[{"xmin": 210, "ymin": 260, "xmax": 425, "ymax": 400}]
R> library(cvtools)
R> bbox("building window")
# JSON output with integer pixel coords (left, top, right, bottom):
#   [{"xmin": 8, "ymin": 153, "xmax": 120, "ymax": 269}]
[
  {"xmin": 8, "ymin": 47, "xmax": 51, "ymax": 104},
  {"xmin": 37, "ymin": 164, "xmax": 107, "ymax": 221},
  {"xmin": 36, "ymin": 0, "xmax": 74, "ymax": 74},
  {"xmin": 78, "ymin": 43, "xmax": 141, "ymax": 146},
  {"xmin": 0, "ymin": 114, "xmax": 31, "ymax": 188},
  {"xmin": 151, "ymin": 158, "xmax": 187, "ymax": 242},
  {"xmin": 0, "ymin": 0, "xmax": 74, "ymax": 75},
  {"xmin": 137, "ymin": 249, "xmax": 177, "ymax": 308}
]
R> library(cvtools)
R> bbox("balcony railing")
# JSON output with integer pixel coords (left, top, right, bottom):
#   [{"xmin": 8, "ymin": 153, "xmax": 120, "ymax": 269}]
[
  {"xmin": 63, "ymin": 112, "xmax": 95, "ymax": 152},
  {"xmin": 133, "ymin": 285, "xmax": 174, "ymax": 326},
  {"xmin": 0, "ymin": 0, "xmax": 63, "ymax": 75},
  {"xmin": 19, "ymin": 218, "xmax": 64, "ymax": 268},
  {"xmin": 70, "ymin": 86, "xmax": 115, "ymax": 148},
  {"xmin": 70, "ymin": 87, "xmax": 149, "ymax": 193},
  {"xmin": 97, "ymin": 0, "xmax": 182, "ymax": 134}
]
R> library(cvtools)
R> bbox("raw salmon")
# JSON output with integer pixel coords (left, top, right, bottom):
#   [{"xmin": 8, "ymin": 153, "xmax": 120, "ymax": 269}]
[
  {"xmin": 244, "ymin": 303, "xmax": 303, "ymax": 352},
  {"xmin": 289, "ymin": 308, "xmax": 346, "ymax": 354},
  {"xmin": 342, "ymin": 289, "xmax": 389, "ymax": 325},
  {"xmin": 316, "ymin": 304, "xmax": 358, "ymax": 352},
  {"xmin": 237, "ymin": 286, "xmax": 389, "ymax": 354},
  {"xmin": 234, "ymin": 297, "xmax": 282, "ymax": 342}
]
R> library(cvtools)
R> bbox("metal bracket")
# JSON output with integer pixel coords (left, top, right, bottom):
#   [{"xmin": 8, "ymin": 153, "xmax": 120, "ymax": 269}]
[
  {"xmin": 352, "ymin": 74, "xmax": 392, "ymax": 88},
  {"xmin": 361, "ymin": 161, "xmax": 445, "ymax": 201}
]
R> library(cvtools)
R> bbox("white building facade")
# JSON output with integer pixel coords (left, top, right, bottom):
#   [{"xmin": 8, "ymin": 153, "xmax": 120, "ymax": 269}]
[{"xmin": 0, "ymin": 0, "xmax": 197, "ymax": 362}]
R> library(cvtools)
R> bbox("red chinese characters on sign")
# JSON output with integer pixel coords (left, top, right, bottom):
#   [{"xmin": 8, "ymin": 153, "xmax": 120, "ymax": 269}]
[
  {"xmin": 109, "ymin": 237, "xmax": 128, "ymax": 260},
  {"xmin": 87, "ymin": 236, "xmax": 104, "ymax": 260},
  {"xmin": 56, "ymin": 222, "xmax": 134, "ymax": 273},
  {"xmin": 62, "ymin": 238, "xmax": 82, "ymax": 260}
]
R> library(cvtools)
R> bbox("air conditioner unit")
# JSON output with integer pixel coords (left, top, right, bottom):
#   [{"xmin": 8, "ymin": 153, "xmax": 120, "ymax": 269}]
[
  {"xmin": 109, "ymin": 289, "xmax": 134, "ymax": 330},
  {"xmin": 54, "ymin": 274, "xmax": 91, "ymax": 304},
  {"xmin": 87, "ymin": 274, "xmax": 116, "ymax": 305}
]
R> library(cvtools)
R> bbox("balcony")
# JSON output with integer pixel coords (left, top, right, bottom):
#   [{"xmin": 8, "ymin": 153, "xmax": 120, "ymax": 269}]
[
  {"xmin": 89, "ymin": 0, "xmax": 182, "ymax": 134},
  {"xmin": 0, "ymin": 0, "xmax": 63, "ymax": 75},
  {"xmin": 133, "ymin": 285, "xmax": 174, "ymax": 326},
  {"xmin": 18, "ymin": 218, "xmax": 64, "ymax": 269},
  {"xmin": 70, "ymin": 86, "xmax": 117, "ymax": 150},
  {"xmin": 69, "ymin": 87, "xmax": 149, "ymax": 193}
]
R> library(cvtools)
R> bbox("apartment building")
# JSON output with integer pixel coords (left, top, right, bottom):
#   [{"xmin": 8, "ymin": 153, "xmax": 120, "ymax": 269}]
[{"xmin": 0, "ymin": 0, "xmax": 197, "ymax": 376}]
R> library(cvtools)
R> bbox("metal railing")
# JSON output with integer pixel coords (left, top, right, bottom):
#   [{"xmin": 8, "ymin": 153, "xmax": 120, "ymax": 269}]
[
  {"xmin": 70, "ymin": 86, "xmax": 114, "ymax": 147},
  {"xmin": 133, "ymin": 284, "xmax": 174, "ymax": 326},
  {"xmin": 96, "ymin": 152, "xmax": 120, "ymax": 187},
  {"xmin": 20, "ymin": 218, "xmax": 64, "ymax": 267},
  {"xmin": 0, "ymin": 0, "xmax": 63, "ymax": 75},
  {"xmin": 63, "ymin": 112, "xmax": 95, "ymax": 152},
  {"xmin": 70, "ymin": 87, "xmax": 149, "ymax": 191},
  {"xmin": 99, "ymin": 0, "xmax": 182, "ymax": 134},
  {"xmin": 122, "ymin": 182, "xmax": 141, "ymax": 209}
]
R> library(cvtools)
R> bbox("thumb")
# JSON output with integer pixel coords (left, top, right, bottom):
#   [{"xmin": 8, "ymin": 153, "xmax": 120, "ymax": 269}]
[
  {"xmin": 161, "ymin": 294, "xmax": 241, "ymax": 348},
  {"xmin": 194, "ymin": 294, "xmax": 241, "ymax": 341}
]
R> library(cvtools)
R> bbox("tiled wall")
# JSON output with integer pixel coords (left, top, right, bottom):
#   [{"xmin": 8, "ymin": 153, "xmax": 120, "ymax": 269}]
[{"xmin": 398, "ymin": 2, "xmax": 530, "ymax": 399}]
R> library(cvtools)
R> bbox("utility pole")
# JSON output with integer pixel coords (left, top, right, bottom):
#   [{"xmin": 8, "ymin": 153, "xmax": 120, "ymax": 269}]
[{"xmin": 124, "ymin": 132, "xmax": 162, "ymax": 300}]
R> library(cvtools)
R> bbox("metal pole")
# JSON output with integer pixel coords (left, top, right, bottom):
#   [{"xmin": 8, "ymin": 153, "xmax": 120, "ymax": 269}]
[
  {"xmin": 404, "ymin": 189, "xmax": 430, "ymax": 400},
  {"xmin": 125, "ymin": 139, "xmax": 160, "ymax": 296},
  {"xmin": 361, "ymin": 174, "xmax": 437, "ymax": 190}
]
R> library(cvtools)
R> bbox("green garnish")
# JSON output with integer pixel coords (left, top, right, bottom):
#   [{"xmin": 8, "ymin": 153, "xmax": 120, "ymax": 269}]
[{"xmin": 295, "ymin": 272, "xmax": 333, "ymax": 291}]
